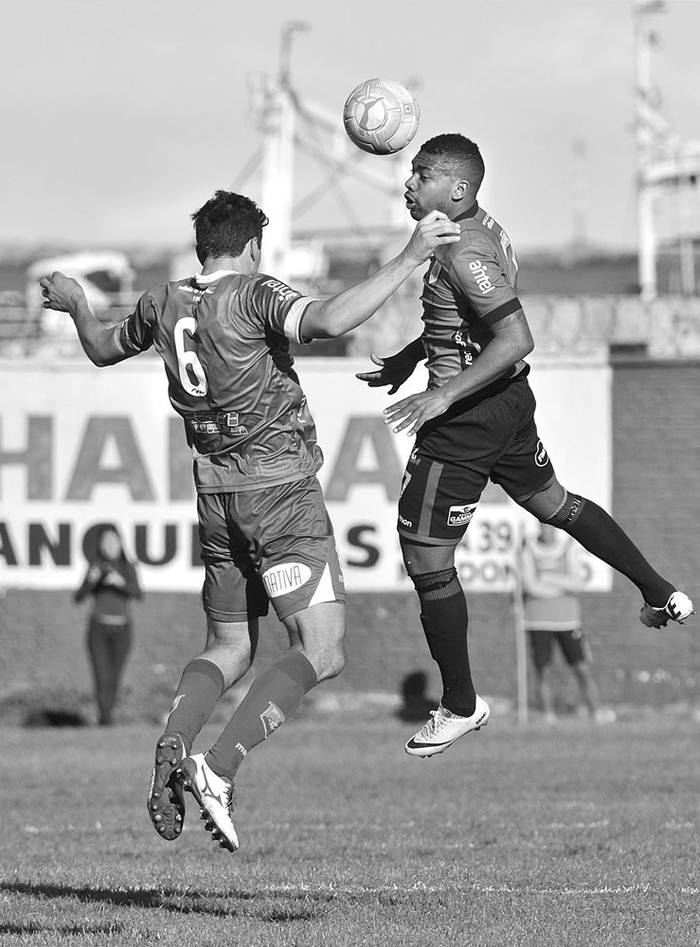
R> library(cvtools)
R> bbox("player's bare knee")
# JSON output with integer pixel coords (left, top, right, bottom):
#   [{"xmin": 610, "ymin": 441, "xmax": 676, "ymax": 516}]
[{"xmin": 306, "ymin": 643, "xmax": 346, "ymax": 682}]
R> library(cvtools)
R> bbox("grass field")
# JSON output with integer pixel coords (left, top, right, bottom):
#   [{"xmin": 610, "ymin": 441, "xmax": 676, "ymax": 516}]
[{"xmin": 1, "ymin": 708, "xmax": 698, "ymax": 947}]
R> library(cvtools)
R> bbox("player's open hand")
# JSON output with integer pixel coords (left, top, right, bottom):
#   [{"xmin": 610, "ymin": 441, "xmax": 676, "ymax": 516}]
[
  {"xmin": 355, "ymin": 351, "xmax": 417, "ymax": 394},
  {"xmin": 39, "ymin": 271, "xmax": 86, "ymax": 312},
  {"xmin": 403, "ymin": 210, "xmax": 461, "ymax": 266},
  {"xmin": 384, "ymin": 388, "xmax": 452, "ymax": 436}
]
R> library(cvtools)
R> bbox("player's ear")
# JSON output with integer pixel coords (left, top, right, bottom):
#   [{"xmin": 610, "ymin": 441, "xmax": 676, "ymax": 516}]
[
  {"xmin": 453, "ymin": 179, "xmax": 470, "ymax": 200},
  {"xmin": 247, "ymin": 236, "xmax": 261, "ymax": 265}
]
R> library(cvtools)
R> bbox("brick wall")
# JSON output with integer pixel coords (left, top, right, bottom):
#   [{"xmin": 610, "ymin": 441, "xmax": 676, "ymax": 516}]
[{"xmin": 2, "ymin": 359, "xmax": 699, "ymax": 720}]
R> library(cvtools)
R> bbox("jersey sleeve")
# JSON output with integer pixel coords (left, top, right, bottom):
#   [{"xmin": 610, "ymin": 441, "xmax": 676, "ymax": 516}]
[
  {"xmin": 447, "ymin": 239, "xmax": 522, "ymax": 326},
  {"xmin": 117, "ymin": 291, "xmax": 156, "ymax": 355},
  {"xmin": 246, "ymin": 276, "xmax": 317, "ymax": 343}
]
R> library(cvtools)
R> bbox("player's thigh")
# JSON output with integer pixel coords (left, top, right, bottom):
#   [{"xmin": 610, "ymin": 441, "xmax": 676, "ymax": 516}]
[
  {"xmin": 251, "ymin": 477, "xmax": 346, "ymax": 623},
  {"xmin": 400, "ymin": 535, "xmax": 459, "ymax": 575},
  {"xmin": 491, "ymin": 380, "xmax": 559, "ymax": 506},
  {"xmin": 557, "ymin": 628, "xmax": 590, "ymax": 666},
  {"xmin": 397, "ymin": 451, "xmax": 486, "ymax": 547},
  {"xmin": 197, "ymin": 493, "xmax": 270, "ymax": 623}
]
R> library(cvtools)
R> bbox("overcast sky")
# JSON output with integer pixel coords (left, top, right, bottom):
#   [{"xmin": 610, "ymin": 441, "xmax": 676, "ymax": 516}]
[{"xmin": 2, "ymin": 0, "xmax": 699, "ymax": 253}]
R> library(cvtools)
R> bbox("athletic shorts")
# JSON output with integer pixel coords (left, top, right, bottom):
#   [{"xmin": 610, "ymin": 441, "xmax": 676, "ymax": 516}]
[
  {"xmin": 528, "ymin": 627, "xmax": 589, "ymax": 670},
  {"xmin": 398, "ymin": 374, "xmax": 556, "ymax": 545},
  {"xmin": 197, "ymin": 476, "xmax": 345, "ymax": 622}
]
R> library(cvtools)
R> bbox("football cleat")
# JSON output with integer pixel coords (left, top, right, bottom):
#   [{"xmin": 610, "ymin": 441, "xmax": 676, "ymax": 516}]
[
  {"xmin": 147, "ymin": 731, "xmax": 189, "ymax": 841},
  {"xmin": 178, "ymin": 753, "xmax": 238, "ymax": 853},
  {"xmin": 405, "ymin": 695, "xmax": 491, "ymax": 758},
  {"xmin": 639, "ymin": 591, "xmax": 694, "ymax": 629}
]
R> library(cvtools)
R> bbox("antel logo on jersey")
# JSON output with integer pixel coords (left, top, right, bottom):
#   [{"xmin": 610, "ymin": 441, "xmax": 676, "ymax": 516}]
[
  {"xmin": 468, "ymin": 260, "xmax": 495, "ymax": 295},
  {"xmin": 447, "ymin": 503, "xmax": 478, "ymax": 527},
  {"xmin": 263, "ymin": 278, "xmax": 300, "ymax": 303},
  {"xmin": 534, "ymin": 440, "xmax": 549, "ymax": 467},
  {"xmin": 262, "ymin": 562, "xmax": 312, "ymax": 598}
]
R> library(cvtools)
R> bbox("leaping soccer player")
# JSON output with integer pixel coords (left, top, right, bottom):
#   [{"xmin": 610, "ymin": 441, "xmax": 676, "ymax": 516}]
[
  {"xmin": 40, "ymin": 190, "xmax": 461, "ymax": 852},
  {"xmin": 357, "ymin": 133, "xmax": 694, "ymax": 758}
]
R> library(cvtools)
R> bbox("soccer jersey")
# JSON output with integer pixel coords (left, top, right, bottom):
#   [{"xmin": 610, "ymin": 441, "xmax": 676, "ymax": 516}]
[
  {"xmin": 118, "ymin": 270, "xmax": 321, "ymax": 493},
  {"xmin": 420, "ymin": 202, "xmax": 525, "ymax": 390}
]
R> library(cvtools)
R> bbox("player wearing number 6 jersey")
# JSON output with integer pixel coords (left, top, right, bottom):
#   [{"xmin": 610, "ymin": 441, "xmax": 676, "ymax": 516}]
[
  {"xmin": 357, "ymin": 134, "xmax": 694, "ymax": 758},
  {"xmin": 40, "ymin": 189, "xmax": 461, "ymax": 852}
]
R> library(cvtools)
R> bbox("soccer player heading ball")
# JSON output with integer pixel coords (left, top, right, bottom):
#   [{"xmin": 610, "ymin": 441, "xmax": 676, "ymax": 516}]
[
  {"xmin": 357, "ymin": 133, "xmax": 694, "ymax": 758},
  {"xmin": 40, "ymin": 190, "xmax": 461, "ymax": 852}
]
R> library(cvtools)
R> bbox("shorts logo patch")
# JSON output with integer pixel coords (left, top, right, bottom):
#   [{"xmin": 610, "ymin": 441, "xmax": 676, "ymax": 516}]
[
  {"xmin": 447, "ymin": 503, "xmax": 478, "ymax": 527},
  {"xmin": 260, "ymin": 701, "xmax": 286, "ymax": 737},
  {"xmin": 262, "ymin": 562, "xmax": 312, "ymax": 598},
  {"xmin": 535, "ymin": 440, "xmax": 549, "ymax": 467}
]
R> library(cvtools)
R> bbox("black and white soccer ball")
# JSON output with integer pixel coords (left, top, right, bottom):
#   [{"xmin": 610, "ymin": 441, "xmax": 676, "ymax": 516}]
[{"xmin": 343, "ymin": 78, "xmax": 420, "ymax": 156}]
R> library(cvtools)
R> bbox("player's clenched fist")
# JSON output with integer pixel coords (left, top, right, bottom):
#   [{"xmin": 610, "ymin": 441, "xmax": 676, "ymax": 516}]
[
  {"xmin": 39, "ymin": 271, "xmax": 86, "ymax": 312},
  {"xmin": 403, "ymin": 210, "xmax": 461, "ymax": 265}
]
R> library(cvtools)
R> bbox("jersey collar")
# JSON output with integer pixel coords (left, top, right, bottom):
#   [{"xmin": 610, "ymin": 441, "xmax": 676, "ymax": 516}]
[
  {"xmin": 452, "ymin": 201, "xmax": 480, "ymax": 223},
  {"xmin": 193, "ymin": 270, "xmax": 241, "ymax": 286}
]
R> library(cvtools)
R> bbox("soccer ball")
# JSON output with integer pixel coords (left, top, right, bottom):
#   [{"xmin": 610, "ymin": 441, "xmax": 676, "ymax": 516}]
[{"xmin": 343, "ymin": 78, "xmax": 420, "ymax": 156}]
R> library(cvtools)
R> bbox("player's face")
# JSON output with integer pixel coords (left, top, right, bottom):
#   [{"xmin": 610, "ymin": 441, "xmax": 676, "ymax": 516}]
[{"xmin": 404, "ymin": 153, "xmax": 463, "ymax": 220}]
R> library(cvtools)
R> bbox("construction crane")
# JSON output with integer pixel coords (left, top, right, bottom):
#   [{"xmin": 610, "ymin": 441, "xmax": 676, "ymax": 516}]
[
  {"xmin": 634, "ymin": 0, "xmax": 700, "ymax": 298},
  {"xmin": 243, "ymin": 23, "xmax": 412, "ymax": 283}
]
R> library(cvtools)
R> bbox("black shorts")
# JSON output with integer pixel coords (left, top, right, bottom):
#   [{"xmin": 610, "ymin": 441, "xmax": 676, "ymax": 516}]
[
  {"xmin": 528, "ymin": 627, "xmax": 589, "ymax": 670},
  {"xmin": 398, "ymin": 374, "xmax": 556, "ymax": 545},
  {"xmin": 198, "ymin": 477, "xmax": 346, "ymax": 622}
]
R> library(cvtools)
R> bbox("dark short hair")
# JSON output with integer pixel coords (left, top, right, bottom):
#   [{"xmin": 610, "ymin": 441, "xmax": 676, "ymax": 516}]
[
  {"xmin": 419, "ymin": 134, "xmax": 485, "ymax": 193},
  {"xmin": 191, "ymin": 190, "xmax": 269, "ymax": 264}
]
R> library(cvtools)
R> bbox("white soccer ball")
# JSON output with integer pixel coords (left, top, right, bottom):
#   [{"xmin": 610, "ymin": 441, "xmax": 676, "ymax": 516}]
[{"xmin": 343, "ymin": 78, "xmax": 421, "ymax": 156}]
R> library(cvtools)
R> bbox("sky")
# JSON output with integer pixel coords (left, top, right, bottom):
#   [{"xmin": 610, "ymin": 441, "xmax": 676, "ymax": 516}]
[{"xmin": 1, "ymin": 0, "xmax": 699, "ymax": 254}]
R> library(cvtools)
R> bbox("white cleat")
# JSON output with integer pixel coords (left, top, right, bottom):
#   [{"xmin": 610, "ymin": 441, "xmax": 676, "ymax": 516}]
[
  {"xmin": 639, "ymin": 591, "xmax": 694, "ymax": 629},
  {"xmin": 178, "ymin": 753, "xmax": 238, "ymax": 852},
  {"xmin": 405, "ymin": 695, "xmax": 491, "ymax": 758}
]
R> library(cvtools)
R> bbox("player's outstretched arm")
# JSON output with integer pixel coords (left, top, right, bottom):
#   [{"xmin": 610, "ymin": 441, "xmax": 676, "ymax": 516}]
[
  {"xmin": 300, "ymin": 211, "xmax": 460, "ymax": 340},
  {"xmin": 39, "ymin": 271, "xmax": 131, "ymax": 367},
  {"xmin": 355, "ymin": 338, "xmax": 426, "ymax": 394}
]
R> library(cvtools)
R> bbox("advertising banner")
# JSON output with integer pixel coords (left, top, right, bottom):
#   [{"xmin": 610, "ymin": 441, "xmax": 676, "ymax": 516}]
[{"xmin": 0, "ymin": 356, "xmax": 611, "ymax": 593}]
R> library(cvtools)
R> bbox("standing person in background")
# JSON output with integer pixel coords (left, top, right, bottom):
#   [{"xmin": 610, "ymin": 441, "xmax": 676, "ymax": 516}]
[
  {"xmin": 74, "ymin": 525, "xmax": 142, "ymax": 727},
  {"xmin": 520, "ymin": 523, "xmax": 614, "ymax": 725}
]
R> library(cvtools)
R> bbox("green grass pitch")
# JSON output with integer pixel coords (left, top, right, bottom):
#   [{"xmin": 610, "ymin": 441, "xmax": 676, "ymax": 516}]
[{"xmin": 1, "ymin": 710, "xmax": 698, "ymax": 946}]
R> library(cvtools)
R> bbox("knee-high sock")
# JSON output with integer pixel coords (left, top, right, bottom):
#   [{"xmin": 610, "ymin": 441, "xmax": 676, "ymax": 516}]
[
  {"xmin": 412, "ymin": 568, "xmax": 476, "ymax": 717},
  {"xmin": 164, "ymin": 658, "xmax": 226, "ymax": 751},
  {"xmin": 548, "ymin": 494, "xmax": 675, "ymax": 606},
  {"xmin": 206, "ymin": 650, "xmax": 318, "ymax": 781}
]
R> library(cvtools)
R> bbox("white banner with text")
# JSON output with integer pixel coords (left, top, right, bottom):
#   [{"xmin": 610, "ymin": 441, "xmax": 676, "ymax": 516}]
[{"xmin": 0, "ymin": 356, "xmax": 612, "ymax": 593}]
